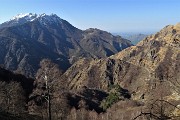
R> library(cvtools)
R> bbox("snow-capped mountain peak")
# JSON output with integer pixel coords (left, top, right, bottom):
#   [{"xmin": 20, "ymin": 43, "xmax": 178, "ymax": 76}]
[
  {"xmin": 10, "ymin": 13, "xmax": 61, "ymax": 22},
  {"xmin": 0, "ymin": 13, "xmax": 62, "ymax": 29},
  {"xmin": 36, "ymin": 13, "xmax": 62, "ymax": 25},
  {"xmin": 11, "ymin": 13, "xmax": 38, "ymax": 21}
]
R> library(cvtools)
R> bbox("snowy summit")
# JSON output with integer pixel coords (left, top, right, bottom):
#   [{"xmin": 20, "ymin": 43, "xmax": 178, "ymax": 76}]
[
  {"xmin": 0, "ymin": 13, "xmax": 62, "ymax": 29},
  {"xmin": 11, "ymin": 13, "xmax": 38, "ymax": 21},
  {"xmin": 10, "ymin": 13, "xmax": 60, "ymax": 22}
]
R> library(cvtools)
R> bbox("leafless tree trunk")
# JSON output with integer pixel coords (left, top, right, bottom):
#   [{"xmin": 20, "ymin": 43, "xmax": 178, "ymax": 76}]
[{"xmin": 44, "ymin": 74, "xmax": 52, "ymax": 120}]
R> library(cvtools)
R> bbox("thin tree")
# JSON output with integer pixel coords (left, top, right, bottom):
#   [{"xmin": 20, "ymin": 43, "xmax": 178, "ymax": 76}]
[
  {"xmin": 30, "ymin": 59, "xmax": 68, "ymax": 120},
  {"xmin": 43, "ymin": 74, "xmax": 52, "ymax": 120}
]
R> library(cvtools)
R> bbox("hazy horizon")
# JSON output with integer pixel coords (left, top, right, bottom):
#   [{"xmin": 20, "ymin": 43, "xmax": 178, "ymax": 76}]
[{"xmin": 1, "ymin": 0, "xmax": 180, "ymax": 33}]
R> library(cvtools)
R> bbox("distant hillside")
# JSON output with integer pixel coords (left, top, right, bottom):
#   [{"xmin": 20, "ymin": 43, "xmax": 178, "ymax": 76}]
[{"xmin": 114, "ymin": 33, "xmax": 148, "ymax": 44}]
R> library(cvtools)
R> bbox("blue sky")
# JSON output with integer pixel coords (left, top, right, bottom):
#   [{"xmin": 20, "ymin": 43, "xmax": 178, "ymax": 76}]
[{"xmin": 0, "ymin": 0, "xmax": 180, "ymax": 33}]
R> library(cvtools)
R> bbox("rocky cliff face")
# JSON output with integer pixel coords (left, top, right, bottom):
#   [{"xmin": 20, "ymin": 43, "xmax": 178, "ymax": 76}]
[
  {"xmin": 65, "ymin": 58, "xmax": 148, "ymax": 93},
  {"xmin": 0, "ymin": 13, "xmax": 132, "ymax": 77}
]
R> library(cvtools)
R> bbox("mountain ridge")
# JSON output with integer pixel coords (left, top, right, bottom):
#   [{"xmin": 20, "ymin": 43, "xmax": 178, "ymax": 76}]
[
  {"xmin": 0, "ymin": 13, "xmax": 132, "ymax": 77},
  {"xmin": 61, "ymin": 22, "xmax": 180, "ymax": 119}
]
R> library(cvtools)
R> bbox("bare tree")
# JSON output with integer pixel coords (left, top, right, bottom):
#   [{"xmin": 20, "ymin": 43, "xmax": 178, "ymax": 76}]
[
  {"xmin": 29, "ymin": 59, "xmax": 68, "ymax": 120},
  {"xmin": 41, "ymin": 74, "xmax": 52, "ymax": 120}
]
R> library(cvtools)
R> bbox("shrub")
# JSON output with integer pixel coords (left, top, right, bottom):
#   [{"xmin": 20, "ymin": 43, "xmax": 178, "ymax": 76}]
[
  {"xmin": 100, "ymin": 84, "xmax": 128, "ymax": 110},
  {"xmin": 100, "ymin": 92, "xmax": 121, "ymax": 110}
]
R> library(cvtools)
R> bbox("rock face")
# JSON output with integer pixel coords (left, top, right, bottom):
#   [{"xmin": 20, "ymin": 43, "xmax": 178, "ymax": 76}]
[
  {"xmin": 0, "ymin": 13, "xmax": 132, "ymax": 77},
  {"xmin": 63, "ymin": 23, "xmax": 180, "ymax": 119},
  {"xmin": 65, "ymin": 58, "xmax": 148, "ymax": 93}
]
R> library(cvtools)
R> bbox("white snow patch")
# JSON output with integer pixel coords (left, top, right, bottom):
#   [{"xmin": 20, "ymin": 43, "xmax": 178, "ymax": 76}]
[
  {"xmin": 11, "ymin": 13, "xmax": 37, "ymax": 21},
  {"xmin": 8, "ymin": 13, "xmax": 62, "ymax": 25}
]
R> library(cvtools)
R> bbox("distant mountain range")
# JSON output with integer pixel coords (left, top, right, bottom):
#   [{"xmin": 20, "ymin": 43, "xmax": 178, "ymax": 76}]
[
  {"xmin": 0, "ymin": 13, "xmax": 132, "ymax": 77},
  {"xmin": 113, "ymin": 33, "xmax": 148, "ymax": 44}
]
